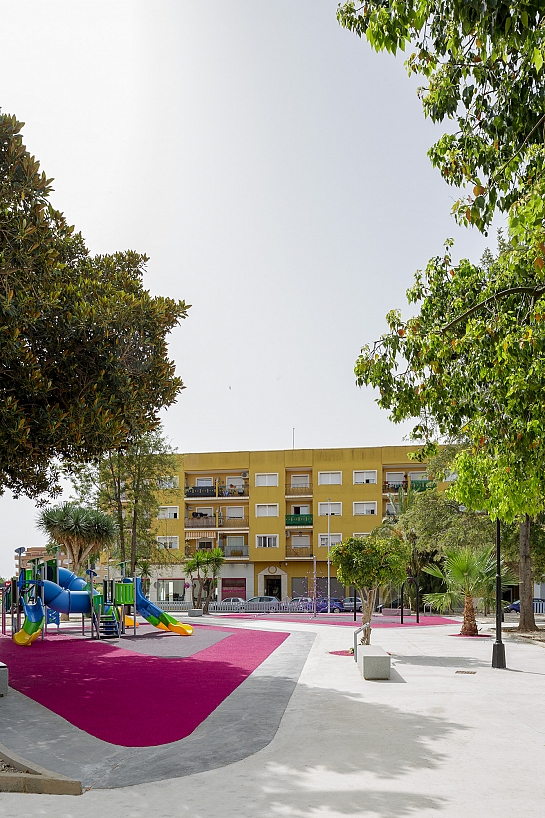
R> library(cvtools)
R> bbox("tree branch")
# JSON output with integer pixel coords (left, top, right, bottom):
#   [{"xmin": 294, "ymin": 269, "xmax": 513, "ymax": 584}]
[{"xmin": 443, "ymin": 286, "xmax": 545, "ymax": 331}]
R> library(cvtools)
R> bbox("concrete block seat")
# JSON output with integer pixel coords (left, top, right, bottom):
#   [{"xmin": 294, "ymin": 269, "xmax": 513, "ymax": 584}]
[
  {"xmin": 357, "ymin": 645, "xmax": 391, "ymax": 680},
  {"xmin": 0, "ymin": 662, "xmax": 8, "ymax": 696}
]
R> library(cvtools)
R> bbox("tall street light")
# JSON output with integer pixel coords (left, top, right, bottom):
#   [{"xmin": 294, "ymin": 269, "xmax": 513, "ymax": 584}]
[
  {"xmin": 492, "ymin": 518, "xmax": 507, "ymax": 668},
  {"xmin": 327, "ymin": 497, "xmax": 331, "ymax": 614}
]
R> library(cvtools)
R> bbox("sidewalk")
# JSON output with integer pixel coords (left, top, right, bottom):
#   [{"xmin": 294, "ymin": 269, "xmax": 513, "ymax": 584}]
[{"xmin": 0, "ymin": 619, "xmax": 543, "ymax": 817}]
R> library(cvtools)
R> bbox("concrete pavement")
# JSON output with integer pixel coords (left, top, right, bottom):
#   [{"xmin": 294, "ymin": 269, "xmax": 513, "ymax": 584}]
[{"xmin": 0, "ymin": 618, "xmax": 543, "ymax": 817}]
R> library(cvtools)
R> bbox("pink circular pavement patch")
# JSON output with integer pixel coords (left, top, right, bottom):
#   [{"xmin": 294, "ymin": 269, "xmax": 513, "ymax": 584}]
[{"xmin": 0, "ymin": 627, "xmax": 287, "ymax": 747}]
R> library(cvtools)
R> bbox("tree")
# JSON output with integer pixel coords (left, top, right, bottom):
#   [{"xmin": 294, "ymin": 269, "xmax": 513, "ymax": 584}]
[
  {"xmin": 331, "ymin": 534, "xmax": 410, "ymax": 643},
  {"xmin": 69, "ymin": 428, "xmax": 182, "ymax": 574},
  {"xmin": 337, "ymin": 1, "xmax": 545, "ymax": 232},
  {"xmin": 37, "ymin": 502, "xmax": 117, "ymax": 577},
  {"xmin": 184, "ymin": 548, "xmax": 225, "ymax": 611},
  {"xmin": 423, "ymin": 546, "xmax": 514, "ymax": 635},
  {"xmin": 0, "ymin": 112, "xmax": 189, "ymax": 500}
]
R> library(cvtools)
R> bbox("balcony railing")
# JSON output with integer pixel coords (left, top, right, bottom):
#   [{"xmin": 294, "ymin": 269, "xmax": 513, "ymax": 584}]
[
  {"xmin": 286, "ymin": 514, "xmax": 313, "ymax": 526},
  {"xmin": 185, "ymin": 517, "xmax": 249, "ymax": 528},
  {"xmin": 185, "ymin": 484, "xmax": 249, "ymax": 498},
  {"xmin": 286, "ymin": 544, "xmax": 312, "ymax": 558},
  {"xmin": 285, "ymin": 484, "xmax": 313, "ymax": 495},
  {"xmin": 382, "ymin": 481, "xmax": 408, "ymax": 492},
  {"xmin": 410, "ymin": 479, "xmax": 436, "ymax": 492},
  {"xmin": 223, "ymin": 545, "xmax": 249, "ymax": 558}
]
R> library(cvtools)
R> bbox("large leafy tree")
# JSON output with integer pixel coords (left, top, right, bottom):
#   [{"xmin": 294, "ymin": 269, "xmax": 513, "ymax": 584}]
[
  {"xmin": 337, "ymin": 1, "xmax": 545, "ymax": 231},
  {"xmin": 69, "ymin": 428, "xmax": 182, "ymax": 574},
  {"xmin": 0, "ymin": 112, "xmax": 189, "ymax": 499},
  {"xmin": 331, "ymin": 534, "xmax": 410, "ymax": 643}
]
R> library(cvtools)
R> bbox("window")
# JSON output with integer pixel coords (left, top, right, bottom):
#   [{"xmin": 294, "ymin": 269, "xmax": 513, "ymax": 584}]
[
  {"xmin": 256, "ymin": 535, "xmax": 278, "ymax": 548},
  {"xmin": 196, "ymin": 477, "xmax": 213, "ymax": 487},
  {"xmin": 157, "ymin": 506, "xmax": 179, "ymax": 519},
  {"xmin": 193, "ymin": 507, "xmax": 213, "ymax": 517},
  {"xmin": 226, "ymin": 535, "xmax": 244, "ymax": 549},
  {"xmin": 157, "ymin": 579, "xmax": 186, "ymax": 602},
  {"xmin": 256, "ymin": 504, "xmax": 279, "ymax": 517},
  {"xmin": 291, "ymin": 534, "xmax": 311, "ymax": 547},
  {"xmin": 226, "ymin": 506, "xmax": 244, "ymax": 519},
  {"xmin": 226, "ymin": 476, "xmax": 244, "ymax": 488},
  {"xmin": 385, "ymin": 472, "xmax": 405, "ymax": 485},
  {"xmin": 221, "ymin": 577, "xmax": 246, "ymax": 601},
  {"xmin": 291, "ymin": 475, "xmax": 310, "ymax": 487},
  {"xmin": 157, "ymin": 536, "xmax": 179, "ymax": 549},
  {"xmin": 385, "ymin": 501, "xmax": 396, "ymax": 516},
  {"xmin": 409, "ymin": 472, "xmax": 427, "ymax": 480},
  {"xmin": 318, "ymin": 502, "xmax": 342, "ymax": 516},
  {"xmin": 353, "ymin": 502, "xmax": 377, "ymax": 515},
  {"xmin": 292, "ymin": 504, "xmax": 310, "ymax": 515},
  {"xmin": 157, "ymin": 475, "xmax": 179, "ymax": 489},
  {"xmin": 353, "ymin": 470, "xmax": 377, "ymax": 484},
  {"xmin": 255, "ymin": 473, "xmax": 278, "ymax": 487},
  {"xmin": 318, "ymin": 471, "xmax": 342, "ymax": 485},
  {"xmin": 318, "ymin": 533, "xmax": 342, "ymax": 548},
  {"xmin": 353, "ymin": 532, "xmax": 370, "ymax": 538}
]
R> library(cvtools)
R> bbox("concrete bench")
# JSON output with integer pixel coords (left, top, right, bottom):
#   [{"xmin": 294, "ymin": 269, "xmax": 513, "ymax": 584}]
[
  {"xmin": 357, "ymin": 645, "xmax": 391, "ymax": 680},
  {"xmin": 188, "ymin": 609, "xmax": 203, "ymax": 617},
  {"xmin": 0, "ymin": 662, "xmax": 8, "ymax": 696},
  {"xmin": 381, "ymin": 607, "xmax": 411, "ymax": 617}
]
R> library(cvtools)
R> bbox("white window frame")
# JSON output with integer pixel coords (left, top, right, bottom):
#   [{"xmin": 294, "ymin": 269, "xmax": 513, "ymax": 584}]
[
  {"xmin": 290, "ymin": 474, "xmax": 310, "ymax": 487},
  {"xmin": 290, "ymin": 534, "xmax": 311, "ymax": 547},
  {"xmin": 255, "ymin": 473, "xmax": 279, "ymax": 487},
  {"xmin": 157, "ymin": 536, "xmax": 179, "ymax": 549},
  {"xmin": 292, "ymin": 504, "xmax": 310, "ymax": 515},
  {"xmin": 196, "ymin": 477, "xmax": 214, "ymax": 486},
  {"xmin": 318, "ymin": 533, "xmax": 342, "ymax": 548},
  {"xmin": 225, "ymin": 506, "xmax": 244, "ymax": 519},
  {"xmin": 353, "ymin": 501, "xmax": 377, "ymax": 516},
  {"xmin": 157, "ymin": 506, "xmax": 179, "ymax": 519},
  {"xmin": 194, "ymin": 506, "xmax": 214, "ymax": 517},
  {"xmin": 256, "ymin": 535, "xmax": 279, "ymax": 548},
  {"xmin": 353, "ymin": 532, "xmax": 370, "ymax": 538},
  {"xmin": 318, "ymin": 471, "xmax": 342, "ymax": 485},
  {"xmin": 226, "ymin": 535, "xmax": 244, "ymax": 548},
  {"xmin": 255, "ymin": 504, "xmax": 279, "ymax": 517},
  {"xmin": 318, "ymin": 502, "xmax": 342, "ymax": 516},
  {"xmin": 353, "ymin": 470, "xmax": 377, "ymax": 484}
]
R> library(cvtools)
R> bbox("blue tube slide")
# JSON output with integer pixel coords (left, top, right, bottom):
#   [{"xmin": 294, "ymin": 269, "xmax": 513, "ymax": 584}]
[{"xmin": 42, "ymin": 568, "xmax": 93, "ymax": 615}]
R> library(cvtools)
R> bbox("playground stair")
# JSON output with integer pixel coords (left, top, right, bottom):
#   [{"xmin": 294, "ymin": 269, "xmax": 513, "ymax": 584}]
[{"xmin": 98, "ymin": 608, "xmax": 120, "ymax": 639}]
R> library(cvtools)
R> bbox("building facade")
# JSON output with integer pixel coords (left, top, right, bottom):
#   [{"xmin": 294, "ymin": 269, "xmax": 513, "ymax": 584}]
[{"xmin": 149, "ymin": 445, "xmax": 430, "ymax": 604}]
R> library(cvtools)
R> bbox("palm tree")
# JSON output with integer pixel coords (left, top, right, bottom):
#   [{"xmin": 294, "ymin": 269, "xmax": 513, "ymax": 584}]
[
  {"xmin": 423, "ymin": 547, "xmax": 513, "ymax": 636},
  {"xmin": 184, "ymin": 550, "xmax": 209, "ymax": 608},
  {"xmin": 37, "ymin": 502, "xmax": 117, "ymax": 577},
  {"xmin": 202, "ymin": 548, "xmax": 225, "ymax": 614}
]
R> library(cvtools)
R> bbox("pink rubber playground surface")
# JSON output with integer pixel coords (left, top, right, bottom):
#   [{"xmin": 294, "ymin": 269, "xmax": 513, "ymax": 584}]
[{"xmin": 0, "ymin": 625, "xmax": 287, "ymax": 747}]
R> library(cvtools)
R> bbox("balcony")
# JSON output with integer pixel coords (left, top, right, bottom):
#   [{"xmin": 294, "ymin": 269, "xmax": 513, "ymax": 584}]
[
  {"xmin": 185, "ymin": 517, "xmax": 249, "ymax": 529},
  {"xmin": 382, "ymin": 481, "xmax": 408, "ymax": 493},
  {"xmin": 223, "ymin": 545, "xmax": 249, "ymax": 558},
  {"xmin": 286, "ymin": 514, "xmax": 313, "ymax": 527},
  {"xmin": 285, "ymin": 544, "xmax": 312, "ymax": 559},
  {"xmin": 410, "ymin": 479, "xmax": 436, "ymax": 492},
  {"xmin": 285, "ymin": 483, "xmax": 313, "ymax": 497},
  {"xmin": 185, "ymin": 483, "xmax": 249, "ymax": 498}
]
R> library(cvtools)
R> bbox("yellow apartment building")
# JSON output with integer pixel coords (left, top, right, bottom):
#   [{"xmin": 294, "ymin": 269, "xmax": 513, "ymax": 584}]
[{"xmin": 149, "ymin": 446, "xmax": 430, "ymax": 605}]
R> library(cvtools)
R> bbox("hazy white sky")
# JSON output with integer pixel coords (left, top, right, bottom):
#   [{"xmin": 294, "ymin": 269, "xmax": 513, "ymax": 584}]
[{"xmin": 0, "ymin": 1, "xmax": 500, "ymax": 576}]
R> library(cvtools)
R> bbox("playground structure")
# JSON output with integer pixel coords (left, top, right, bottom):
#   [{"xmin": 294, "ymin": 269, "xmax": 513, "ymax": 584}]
[{"xmin": 1, "ymin": 560, "xmax": 193, "ymax": 645}]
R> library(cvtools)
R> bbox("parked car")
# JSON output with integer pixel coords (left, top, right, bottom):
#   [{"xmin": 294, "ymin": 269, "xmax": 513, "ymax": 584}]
[
  {"xmin": 245, "ymin": 595, "xmax": 281, "ymax": 611},
  {"xmin": 504, "ymin": 598, "xmax": 545, "ymax": 613},
  {"xmin": 221, "ymin": 597, "xmax": 246, "ymax": 610},
  {"xmin": 316, "ymin": 597, "xmax": 344, "ymax": 613},
  {"xmin": 289, "ymin": 597, "xmax": 314, "ymax": 612},
  {"xmin": 343, "ymin": 597, "xmax": 362, "ymax": 612}
]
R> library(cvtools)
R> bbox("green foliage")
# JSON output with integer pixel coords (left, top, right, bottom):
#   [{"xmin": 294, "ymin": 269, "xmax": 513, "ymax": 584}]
[
  {"xmin": 337, "ymin": 1, "xmax": 545, "ymax": 231},
  {"xmin": 0, "ymin": 112, "xmax": 189, "ymax": 500},
  {"xmin": 37, "ymin": 502, "xmax": 117, "ymax": 576},
  {"xmin": 401, "ymin": 489, "xmax": 495, "ymax": 554},
  {"xmin": 331, "ymin": 534, "xmax": 410, "ymax": 594},
  {"xmin": 68, "ymin": 428, "xmax": 181, "ymax": 572},
  {"xmin": 185, "ymin": 548, "xmax": 225, "ymax": 609}
]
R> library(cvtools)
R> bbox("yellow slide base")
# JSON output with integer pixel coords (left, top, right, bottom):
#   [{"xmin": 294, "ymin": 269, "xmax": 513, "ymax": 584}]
[
  {"xmin": 13, "ymin": 628, "xmax": 42, "ymax": 646},
  {"xmin": 124, "ymin": 616, "xmax": 139, "ymax": 627},
  {"xmin": 167, "ymin": 622, "xmax": 193, "ymax": 636}
]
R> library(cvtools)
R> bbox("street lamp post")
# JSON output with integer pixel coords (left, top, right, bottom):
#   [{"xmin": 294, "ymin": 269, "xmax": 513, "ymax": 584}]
[
  {"xmin": 492, "ymin": 517, "xmax": 507, "ymax": 669},
  {"xmin": 327, "ymin": 498, "xmax": 331, "ymax": 614},
  {"xmin": 14, "ymin": 547, "xmax": 25, "ymax": 636}
]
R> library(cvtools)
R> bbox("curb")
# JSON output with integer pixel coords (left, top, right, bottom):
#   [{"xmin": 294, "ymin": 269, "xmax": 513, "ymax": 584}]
[{"xmin": 0, "ymin": 742, "xmax": 82, "ymax": 795}]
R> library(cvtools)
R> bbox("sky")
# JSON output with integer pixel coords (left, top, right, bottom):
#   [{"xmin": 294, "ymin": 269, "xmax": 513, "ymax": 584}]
[{"xmin": 0, "ymin": 1, "xmax": 501, "ymax": 576}]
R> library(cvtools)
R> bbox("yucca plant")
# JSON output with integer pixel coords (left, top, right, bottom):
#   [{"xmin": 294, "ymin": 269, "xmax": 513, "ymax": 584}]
[
  {"xmin": 423, "ymin": 547, "xmax": 515, "ymax": 636},
  {"xmin": 37, "ymin": 502, "xmax": 117, "ymax": 577}
]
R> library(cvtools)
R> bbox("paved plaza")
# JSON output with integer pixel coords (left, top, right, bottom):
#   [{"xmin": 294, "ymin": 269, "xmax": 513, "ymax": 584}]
[{"xmin": 0, "ymin": 616, "xmax": 543, "ymax": 817}]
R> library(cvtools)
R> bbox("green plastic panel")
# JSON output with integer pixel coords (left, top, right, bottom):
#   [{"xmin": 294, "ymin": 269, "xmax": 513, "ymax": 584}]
[{"xmin": 115, "ymin": 582, "xmax": 134, "ymax": 605}]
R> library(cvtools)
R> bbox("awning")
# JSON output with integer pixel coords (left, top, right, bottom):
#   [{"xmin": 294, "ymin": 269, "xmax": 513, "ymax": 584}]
[{"xmin": 185, "ymin": 530, "xmax": 216, "ymax": 539}]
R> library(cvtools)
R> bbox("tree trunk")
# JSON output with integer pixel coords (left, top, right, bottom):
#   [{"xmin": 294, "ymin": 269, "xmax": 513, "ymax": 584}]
[
  {"xmin": 360, "ymin": 587, "xmax": 376, "ymax": 645},
  {"xmin": 460, "ymin": 594, "xmax": 478, "ymax": 636},
  {"xmin": 518, "ymin": 515, "xmax": 536, "ymax": 632}
]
